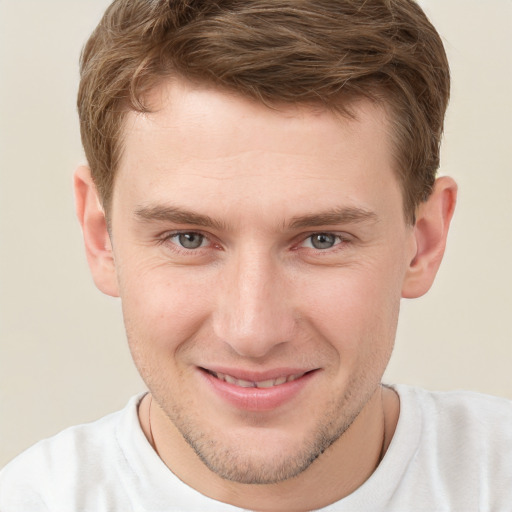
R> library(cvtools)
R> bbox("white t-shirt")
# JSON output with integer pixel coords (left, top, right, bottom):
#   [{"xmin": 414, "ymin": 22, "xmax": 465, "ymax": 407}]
[{"xmin": 1, "ymin": 385, "xmax": 511, "ymax": 511}]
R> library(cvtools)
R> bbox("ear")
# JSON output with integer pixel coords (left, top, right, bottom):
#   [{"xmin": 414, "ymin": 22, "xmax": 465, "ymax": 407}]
[
  {"xmin": 74, "ymin": 166, "xmax": 119, "ymax": 297},
  {"xmin": 402, "ymin": 176, "xmax": 457, "ymax": 298}
]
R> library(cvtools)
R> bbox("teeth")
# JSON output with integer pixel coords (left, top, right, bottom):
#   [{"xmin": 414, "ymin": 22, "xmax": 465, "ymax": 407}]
[
  {"xmin": 223, "ymin": 374, "xmax": 237, "ymax": 385},
  {"xmin": 236, "ymin": 378, "xmax": 255, "ymax": 388},
  {"xmin": 255, "ymin": 379, "xmax": 276, "ymax": 389},
  {"xmin": 212, "ymin": 371, "xmax": 305, "ymax": 388}
]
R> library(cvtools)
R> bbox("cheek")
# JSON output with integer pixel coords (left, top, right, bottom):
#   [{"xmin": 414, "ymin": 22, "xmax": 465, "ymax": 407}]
[
  {"xmin": 297, "ymin": 265, "xmax": 402, "ymax": 358},
  {"xmin": 118, "ymin": 261, "xmax": 212, "ymax": 353}
]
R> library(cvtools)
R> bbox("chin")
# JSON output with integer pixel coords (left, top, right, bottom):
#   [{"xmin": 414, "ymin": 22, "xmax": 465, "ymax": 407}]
[{"xmin": 172, "ymin": 399, "xmax": 359, "ymax": 485}]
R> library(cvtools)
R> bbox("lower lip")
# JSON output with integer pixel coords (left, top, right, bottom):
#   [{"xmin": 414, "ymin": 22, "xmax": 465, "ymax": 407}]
[{"xmin": 199, "ymin": 370, "xmax": 317, "ymax": 412}]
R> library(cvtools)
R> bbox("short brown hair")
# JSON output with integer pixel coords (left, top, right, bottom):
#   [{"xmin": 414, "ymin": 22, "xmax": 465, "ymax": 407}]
[{"xmin": 78, "ymin": 0, "xmax": 450, "ymax": 223}]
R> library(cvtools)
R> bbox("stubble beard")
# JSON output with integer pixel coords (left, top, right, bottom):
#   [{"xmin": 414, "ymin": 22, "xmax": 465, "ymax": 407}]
[
  {"xmin": 156, "ymin": 381, "xmax": 378, "ymax": 485},
  {"xmin": 125, "ymin": 315, "xmax": 394, "ymax": 486}
]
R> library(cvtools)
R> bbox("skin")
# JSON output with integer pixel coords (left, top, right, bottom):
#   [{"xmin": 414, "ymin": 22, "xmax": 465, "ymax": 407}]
[{"xmin": 75, "ymin": 79, "xmax": 456, "ymax": 511}]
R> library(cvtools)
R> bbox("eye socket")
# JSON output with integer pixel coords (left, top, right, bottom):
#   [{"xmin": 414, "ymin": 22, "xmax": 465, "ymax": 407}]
[
  {"xmin": 305, "ymin": 233, "xmax": 340, "ymax": 250},
  {"xmin": 172, "ymin": 232, "xmax": 207, "ymax": 249}
]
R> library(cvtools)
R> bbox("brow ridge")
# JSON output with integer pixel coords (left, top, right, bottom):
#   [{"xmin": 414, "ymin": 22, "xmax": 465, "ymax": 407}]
[
  {"xmin": 288, "ymin": 207, "xmax": 378, "ymax": 229},
  {"xmin": 134, "ymin": 204, "xmax": 227, "ymax": 231},
  {"xmin": 134, "ymin": 204, "xmax": 377, "ymax": 232}
]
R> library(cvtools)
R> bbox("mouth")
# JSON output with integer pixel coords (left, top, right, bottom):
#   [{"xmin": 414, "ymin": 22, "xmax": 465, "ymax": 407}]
[
  {"xmin": 199, "ymin": 367, "xmax": 318, "ymax": 411},
  {"xmin": 203, "ymin": 369, "xmax": 308, "ymax": 389}
]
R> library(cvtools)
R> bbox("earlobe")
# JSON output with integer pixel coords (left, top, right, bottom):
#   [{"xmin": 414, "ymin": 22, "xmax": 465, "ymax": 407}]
[
  {"xmin": 74, "ymin": 166, "xmax": 119, "ymax": 297},
  {"xmin": 402, "ymin": 176, "xmax": 457, "ymax": 298}
]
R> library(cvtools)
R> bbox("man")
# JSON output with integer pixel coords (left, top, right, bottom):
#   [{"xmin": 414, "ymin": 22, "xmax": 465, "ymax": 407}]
[{"xmin": 1, "ymin": 0, "xmax": 511, "ymax": 510}]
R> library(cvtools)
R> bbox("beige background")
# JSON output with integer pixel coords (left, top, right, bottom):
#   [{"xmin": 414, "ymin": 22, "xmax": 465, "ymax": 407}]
[{"xmin": 1, "ymin": 0, "xmax": 511, "ymax": 468}]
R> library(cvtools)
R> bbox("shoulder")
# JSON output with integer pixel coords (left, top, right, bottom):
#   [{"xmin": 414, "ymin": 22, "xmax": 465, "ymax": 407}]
[
  {"xmin": 0, "ymin": 394, "xmax": 145, "ymax": 512},
  {"xmin": 393, "ymin": 385, "xmax": 512, "ymax": 509},
  {"xmin": 397, "ymin": 385, "xmax": 512, "ymax": 450},
  {"xmin": 417, "ymin": 386, "xmax": 512, "ymax": 463},
  {"xmin": 399, "ymin": 384, "xmax": 512, "ymax": 432}
]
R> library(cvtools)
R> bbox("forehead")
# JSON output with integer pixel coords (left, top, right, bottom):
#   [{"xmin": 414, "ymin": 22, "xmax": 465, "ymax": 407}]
[
  {"xmin": 114, "ymin": 79, "xmax": 403, "ymax": 225},
  {"xmin": 125, "ymin": 80, "xmax": 390, "ymax": 156}
]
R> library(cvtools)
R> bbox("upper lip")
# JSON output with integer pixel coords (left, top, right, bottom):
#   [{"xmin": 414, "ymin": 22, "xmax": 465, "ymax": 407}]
[{"xmin": 199, "ymin": 366, "xmax": 317, "ymax": 383}]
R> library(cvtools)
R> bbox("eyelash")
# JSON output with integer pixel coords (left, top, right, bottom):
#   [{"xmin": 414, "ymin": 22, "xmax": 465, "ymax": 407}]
[
  {"xmin": 158, "ymin": 231, "xmax": 215, "ymax": 253},
  {"xmin": 298, "ymin": 233, "xmax": 347, "ymax": 250},
  {"xmin": 158, "ymin": 230, "xmax": 351, "ymax": 255}
]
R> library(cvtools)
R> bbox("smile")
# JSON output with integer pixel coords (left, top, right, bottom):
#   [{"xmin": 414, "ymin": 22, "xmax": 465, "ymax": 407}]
[
  {"xmin": 200, "ymin": 367, "xmax": 318, "ymax": 411},
  {"xmin": 207, "ymin": 370, "xmax": 307, "ymax": 389}
]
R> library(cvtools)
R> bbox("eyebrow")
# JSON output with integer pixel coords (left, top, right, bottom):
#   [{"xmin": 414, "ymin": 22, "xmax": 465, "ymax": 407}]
[
  {"xmin": 134, "ymin": 204, "xmax": 378, "ymax": 231},
  {"xmin": 288, "ymin": 207, "xmax": 378, "ymax": 229},
  {"xmin": 134, "ymin": 204, "xmax": 228, "ymax": 231}
]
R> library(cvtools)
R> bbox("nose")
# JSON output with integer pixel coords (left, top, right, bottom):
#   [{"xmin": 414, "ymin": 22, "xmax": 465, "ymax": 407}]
[{"xmin": 212, "ymin": 247, "xmax": 295, "ymax": 359}]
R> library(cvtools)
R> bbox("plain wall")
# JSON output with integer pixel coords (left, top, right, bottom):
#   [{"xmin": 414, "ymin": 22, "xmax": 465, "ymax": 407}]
[{"xmin": 1, "ymin": 0, "xmax": 511, "ymax": 468}]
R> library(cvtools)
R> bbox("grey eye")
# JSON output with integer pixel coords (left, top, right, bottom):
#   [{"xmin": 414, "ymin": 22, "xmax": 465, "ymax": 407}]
[
  {"xmin": 310, "ymin": 233, "xmax": 337, "ymax": 250},
  {"xmin": 177, "ymin": 233, "xmax": 205, "ymax": 249}
]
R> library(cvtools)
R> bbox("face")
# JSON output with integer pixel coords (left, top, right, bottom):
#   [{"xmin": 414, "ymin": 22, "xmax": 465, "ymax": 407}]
[{"xmin": 107, "ymin": 81, "xmax": 417, "ymax": 484}]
